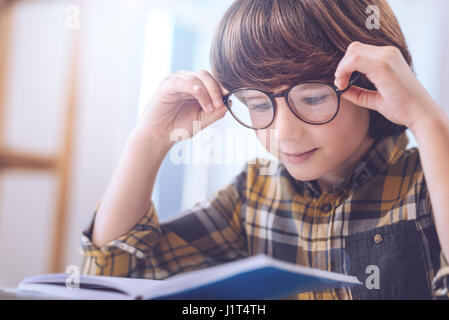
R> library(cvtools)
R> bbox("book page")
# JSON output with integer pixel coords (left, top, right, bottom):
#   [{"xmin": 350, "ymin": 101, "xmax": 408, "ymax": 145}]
[
  {"xmin": 16, "ymin": 283, "xmax": 131, "ymax": 300},
  {"xmin": 18, "ymin": 273, "xmax": 166, "ymax": 299}
]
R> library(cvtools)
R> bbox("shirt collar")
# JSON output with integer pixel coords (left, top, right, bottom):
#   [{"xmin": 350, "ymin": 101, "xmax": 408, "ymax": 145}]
[{"xmin": 297, "ymin": 131, "xmax": 410, "ymax": 198}]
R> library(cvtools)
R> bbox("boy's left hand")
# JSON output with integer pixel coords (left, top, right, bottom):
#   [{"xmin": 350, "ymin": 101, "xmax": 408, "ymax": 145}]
[{"xmin": 334, "ymin": 41, "xmax": 440, "ymax": 132}]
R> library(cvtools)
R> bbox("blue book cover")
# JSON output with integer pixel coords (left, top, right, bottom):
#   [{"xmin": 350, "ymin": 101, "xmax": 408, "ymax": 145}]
[{"xmin": 149, "ymin": 254, "xmax": 362, "ymax": 300}]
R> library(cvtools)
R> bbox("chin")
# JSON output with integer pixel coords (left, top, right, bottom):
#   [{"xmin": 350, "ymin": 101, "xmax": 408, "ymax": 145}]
[{"xmin": 282, "ymin": 162, "xmax": 324, "ymax": 182}]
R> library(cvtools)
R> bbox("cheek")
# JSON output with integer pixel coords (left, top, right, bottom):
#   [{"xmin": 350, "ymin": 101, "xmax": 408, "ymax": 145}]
[
  {"xmin": 339, "ymin": 102, "xmax": 371, "ymax": 137},
  {"xmin": 320, "ymin": 103, "xmax": 371, "ymax": 155},
  {"xmin": 330, "ymin": 99, "xmax": 369, "ymax": 129}
]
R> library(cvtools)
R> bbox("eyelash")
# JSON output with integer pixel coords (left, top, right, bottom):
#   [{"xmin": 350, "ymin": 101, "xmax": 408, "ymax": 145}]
[
  {"xmin": 249, "ymin": 103, "xmax": 271, "ymax": 111},
  {"xmin": 302, "ymin": 95, "xmax": 328, "ymax": 105}
]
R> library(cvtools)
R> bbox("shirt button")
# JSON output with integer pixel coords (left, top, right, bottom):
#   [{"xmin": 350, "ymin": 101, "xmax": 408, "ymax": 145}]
[
  {"xmin": 359, "ymin": 171, "xmax": 368, "ymax": 180},
  {"xmin": 373, "ymin": 233, "xmax": 383, "ymax": 244},
  {"xmin": 321, "ymin": 203, "xmax": 333, "ymax": 213}
]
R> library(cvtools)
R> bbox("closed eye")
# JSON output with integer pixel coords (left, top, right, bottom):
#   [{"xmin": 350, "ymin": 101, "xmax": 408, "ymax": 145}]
[
  {"xmin": 249, "ymin": 103, "xmax": 272, "ymax": 112},
  {"xmin": 302, "ymin": 95, "xmax": 329, "ymax": 105}
]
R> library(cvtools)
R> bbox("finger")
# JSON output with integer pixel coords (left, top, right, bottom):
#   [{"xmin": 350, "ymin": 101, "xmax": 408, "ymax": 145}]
[
  {"xmin": 195, "ymin": 70, "xmax": 227, "ymax": 110},
  {"xmin": 176, "ymin": 74, "xmax": 216, "ymax": 114},
  {"xmin": 200, "ymin": 101, "xmax": 228, "ymax": 129},
  {"xmin": 206, "ymin": 69, "xmax": 231, "ymax": 95},
  {"xmin": 334, "ymin": 61, "xmax": 354, "ymax": 91},
  {"xmin": 334, "ymin": 42, "xmax": 380, "ymax": 90},
  {"xmin": 218, "ymin": 83, "xmax": 230, "ymax": 96},
  {"xmin": 341, "ymin": 86, "xmax": 378, "ymax": 111}
]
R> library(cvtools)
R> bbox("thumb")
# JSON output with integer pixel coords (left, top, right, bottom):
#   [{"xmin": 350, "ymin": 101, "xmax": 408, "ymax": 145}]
[{"xmin": 341, "ymin": 86, "xmax": 378, "ymax": 111}]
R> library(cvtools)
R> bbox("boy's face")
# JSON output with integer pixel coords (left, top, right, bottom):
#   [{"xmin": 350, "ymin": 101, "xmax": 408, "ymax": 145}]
[{"xmin": 256, "ymin": 88, "xmax": 375, "ymax": 188}]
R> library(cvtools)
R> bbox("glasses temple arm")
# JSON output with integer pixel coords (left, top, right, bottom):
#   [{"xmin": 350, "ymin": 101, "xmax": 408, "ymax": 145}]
[{"xmin": 340, "ymin": 71, "xmax": 362, "ymax": 93}]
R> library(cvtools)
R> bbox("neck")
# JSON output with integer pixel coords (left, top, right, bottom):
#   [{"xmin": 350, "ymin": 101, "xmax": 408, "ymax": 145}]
[{"xmin": 317, "ymin": 134, "xmax": 376, "ymax": 193}]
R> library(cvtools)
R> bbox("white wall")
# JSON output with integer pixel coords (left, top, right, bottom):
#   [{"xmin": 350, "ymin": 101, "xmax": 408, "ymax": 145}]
[
  {"xmin": 0, "ymin": 0, "xmax": 72, "ymax": 287},
  {"xmin": 389, "ymin": 0, "xmax": 449, "ymax": 147},
  {"xmin": 0, "ymin": 0, "xmax": 148, "ymax": 287}
]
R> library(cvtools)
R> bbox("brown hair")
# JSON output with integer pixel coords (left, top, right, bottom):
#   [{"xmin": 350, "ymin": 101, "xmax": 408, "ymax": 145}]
[{"xmin": 210, "ymin": 0, "xmax": 411, "ymax": 140}]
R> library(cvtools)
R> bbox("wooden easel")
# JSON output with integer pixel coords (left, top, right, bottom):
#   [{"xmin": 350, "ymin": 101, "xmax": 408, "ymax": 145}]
[{"xmin": 0, "ymin": 0, "xmax": 79, "ymax": 273}]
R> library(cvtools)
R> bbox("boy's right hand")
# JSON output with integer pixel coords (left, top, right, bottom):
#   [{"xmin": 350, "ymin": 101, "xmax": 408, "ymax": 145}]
[{"xmin": 133, "ymin": 70, "xmax": 229, "ymax": 148}]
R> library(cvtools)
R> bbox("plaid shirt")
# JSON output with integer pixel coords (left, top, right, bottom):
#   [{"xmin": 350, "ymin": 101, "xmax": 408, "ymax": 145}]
[{"xmin": 80, "ymin": 131, "xmax": 449, "ymax": 299}]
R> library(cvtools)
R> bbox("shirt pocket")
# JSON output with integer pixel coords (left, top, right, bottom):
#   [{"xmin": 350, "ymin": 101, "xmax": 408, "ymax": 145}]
[{"xmin": 345, "ymin": 220, "xmax": 432, "ymax": 300}]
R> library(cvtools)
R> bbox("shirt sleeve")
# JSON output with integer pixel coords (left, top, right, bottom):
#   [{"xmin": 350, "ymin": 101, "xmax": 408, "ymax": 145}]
[
  {"xmin": 79, "ymin": 164, "xmax": 249, "ymax": 279},
  {"xmin": 417, "ymin": 166, "xmax": 449, "ymax": 299},
  {"xmin": 432, "ymin": 251, "xmax": 449, "ymax": 299}
]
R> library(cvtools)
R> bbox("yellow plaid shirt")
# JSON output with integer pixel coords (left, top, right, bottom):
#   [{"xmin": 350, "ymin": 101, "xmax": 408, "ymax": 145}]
[{"xmin": 80, "ymin": 131, "xmax": 449, "ymax": 299}]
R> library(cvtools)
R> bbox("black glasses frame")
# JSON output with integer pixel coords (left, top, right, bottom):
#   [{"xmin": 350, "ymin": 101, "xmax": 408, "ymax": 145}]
[{"xmin": 222, "ymin": 72, "xmax": 362, "ymax": 130}]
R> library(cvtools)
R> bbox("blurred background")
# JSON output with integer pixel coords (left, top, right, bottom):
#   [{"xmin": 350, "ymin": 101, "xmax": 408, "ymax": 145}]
[{"xmin": 0, "ymin": 0, "xmax": 447, "ymax": 288}]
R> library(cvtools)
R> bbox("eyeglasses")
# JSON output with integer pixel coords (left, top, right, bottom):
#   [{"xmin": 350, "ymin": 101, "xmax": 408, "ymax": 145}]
[{"xmin": 222, "ymin": 72, "xmax": 362, "ymax": 130}]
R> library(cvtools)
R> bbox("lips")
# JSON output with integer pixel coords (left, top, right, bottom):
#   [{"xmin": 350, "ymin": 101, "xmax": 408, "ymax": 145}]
[
  {"xmin": 280, "ymin": 148, "xmax": 318, "ymax": 164},
  {"xmin": 282, "ymin": 148, "xmax": 317, "ymax": 157}
]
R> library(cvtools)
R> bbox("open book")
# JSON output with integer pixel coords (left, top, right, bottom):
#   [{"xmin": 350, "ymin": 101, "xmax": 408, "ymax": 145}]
[{"xmin": 8, "ymin": 254, "xmax": 362, "ymax": 300}]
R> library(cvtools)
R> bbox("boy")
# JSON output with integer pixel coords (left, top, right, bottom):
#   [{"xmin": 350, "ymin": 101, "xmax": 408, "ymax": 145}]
[{"xmin": 80, "ymin": 0, "xmax": 449, "ymax": 299}]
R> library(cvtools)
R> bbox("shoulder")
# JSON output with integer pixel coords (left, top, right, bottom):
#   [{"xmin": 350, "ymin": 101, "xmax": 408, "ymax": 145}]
[
  {"xmin": 382, "ymin": 146, "xmax": 431, "ymax": 215},
  {"xmin": 385, "ymin": 146, "xmax": 425, "ymax": 188}
]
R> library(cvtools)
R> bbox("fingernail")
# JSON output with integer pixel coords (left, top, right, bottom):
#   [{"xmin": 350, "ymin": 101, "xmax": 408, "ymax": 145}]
[
  {"xmin": 214, "ymin": 100, "xmax": 223, "ymax": 109},
  {"xmin": 208, "ymin": 104, "xmax": 215, "ymax": 112}
]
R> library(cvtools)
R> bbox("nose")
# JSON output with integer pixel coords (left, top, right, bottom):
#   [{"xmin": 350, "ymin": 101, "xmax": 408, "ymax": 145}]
[{"xmin": 271, "ymin": 97, "xmax": 306, "ymax": 141}]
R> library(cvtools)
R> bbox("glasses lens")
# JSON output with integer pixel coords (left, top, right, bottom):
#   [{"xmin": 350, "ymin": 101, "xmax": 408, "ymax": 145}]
[
  {"xmin": 288, "ymin": 83, "xmax": 338, "ymax": 124},
  {"xmin": 227, "ymin": 90, "xmax": 274, "ymax": 129}
]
